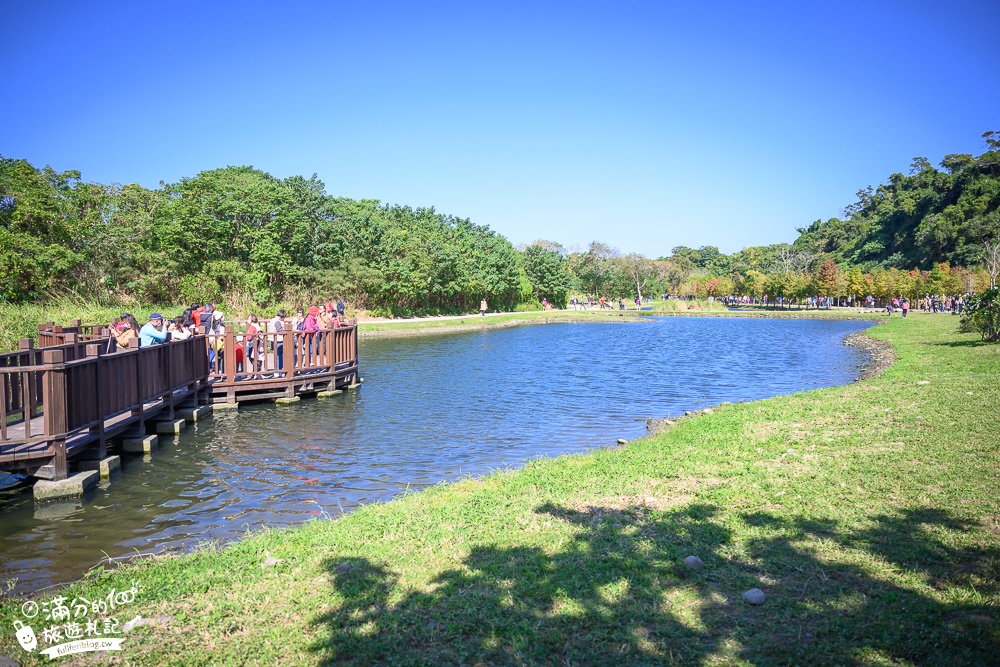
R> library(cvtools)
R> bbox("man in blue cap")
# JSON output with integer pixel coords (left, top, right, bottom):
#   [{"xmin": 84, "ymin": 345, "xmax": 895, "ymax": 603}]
[{"xmin": 139, "ymin": 313, "xmax": 170, "ymax": 347}]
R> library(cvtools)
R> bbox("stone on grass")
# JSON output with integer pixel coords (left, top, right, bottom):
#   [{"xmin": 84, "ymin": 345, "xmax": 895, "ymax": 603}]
[
  {"xmin": 122, "ymin": 615, "xmax": 146, "ymax": 632},
  {"xmin": 742, "ymin": 588, "xmax": 766, "ymax": 605},
  {"xmin": 617, "ymin": 438, "xmax": 628, "ymax": 445},
  {"xmin": 683, "ymin": 556, "xmax": 704, "ymax": 571},
  {"xmin": 0, "ymin": 655, "xmax": 19, "ymax": 667},
  {"xmin": 917, "ymin": 380, "xmax": 930, "ymax": 385}
]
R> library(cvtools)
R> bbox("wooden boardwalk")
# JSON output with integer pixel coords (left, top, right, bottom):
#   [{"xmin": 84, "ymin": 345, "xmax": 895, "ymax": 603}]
[
  {"xmin": 1, "ymin": 320, "xmax": 359, "ymax": 482},
  {"xmin": 205, "ymin": 323, "xmax": 359, "ymax": 404}
]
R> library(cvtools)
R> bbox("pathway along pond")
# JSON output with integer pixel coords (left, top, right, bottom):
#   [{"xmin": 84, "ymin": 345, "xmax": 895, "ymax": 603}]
[{"xmin": 0, "ymin": 317, "xmax": 873, "ymax": 592}]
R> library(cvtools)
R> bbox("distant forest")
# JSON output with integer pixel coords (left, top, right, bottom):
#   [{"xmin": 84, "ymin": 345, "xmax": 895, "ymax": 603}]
[{"xmin": 1, "ymin": 132, "xmax": 997, "ymax": 313}]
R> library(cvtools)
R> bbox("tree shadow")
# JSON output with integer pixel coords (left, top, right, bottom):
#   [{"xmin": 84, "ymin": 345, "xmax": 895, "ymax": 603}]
[
  {"xmin": 927, "ymin": 339, "xmax": 995, "ymax": 347},
  {"xmin": 311, "ymin": 502, "xmax": 999, "ymax": 665}
]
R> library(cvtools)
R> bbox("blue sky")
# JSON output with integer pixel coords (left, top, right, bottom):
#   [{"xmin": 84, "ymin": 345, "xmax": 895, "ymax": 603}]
[{"xmin": 2, "ymin": 0, "xmax": 998, "ymax": 257}]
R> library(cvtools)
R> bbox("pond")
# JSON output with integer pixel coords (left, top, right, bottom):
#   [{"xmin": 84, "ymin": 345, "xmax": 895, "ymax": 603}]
[{"xmin": 0, "ymin": 316, "xmax": 873, "ymax": 593}]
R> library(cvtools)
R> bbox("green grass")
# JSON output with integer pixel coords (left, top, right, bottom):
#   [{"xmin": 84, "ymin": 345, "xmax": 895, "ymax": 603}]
[
  {"xmin": 1, "ymin": 316, "xmax": 998, "ymax": 666},
  {"xmin": 0, "ymin": 298, "xmax": 170, "ymax": 352},
  {"xmin": 356, "ymin": 309, "xmax": 643, "ymax": 336}
]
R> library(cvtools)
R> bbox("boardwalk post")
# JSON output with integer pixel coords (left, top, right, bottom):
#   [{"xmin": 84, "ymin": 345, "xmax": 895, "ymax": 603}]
[
  {"xmin": 197, "ymin": 327, "xmax": 211, "ymax": 404},
  {"xmin": 19, "ymin": 338, "xmax": 38, "ymax": 418},
  {"xmin": 133, "ymin": 336, "xmax": 145, "ymax": 434},
  {"xmin": 86, "ymin": 344, "xmax": 107, "ymax": 459},
  {"xmin": 282, "ymin": 330, "xmax": 295, "ymax": 392},
  {"xmin": 42, "ymin": 349, "xmax": 68, "ymax": 481},
  {"xmin": 324, "ymin": 327, "xmax": 337, "ymax": 390},
  {"xmin": 224, "ymin": 324, "xmax": 237, "ymax": 404}
]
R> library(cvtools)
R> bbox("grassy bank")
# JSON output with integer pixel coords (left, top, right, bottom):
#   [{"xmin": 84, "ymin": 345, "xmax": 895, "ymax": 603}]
[
  {"xmin": 356, "ymin": 309, "xmax": 646, "ymax": 338},
  {"xmin": 2, "ymin": 316, "xmax": 999, "ymax": 665}
]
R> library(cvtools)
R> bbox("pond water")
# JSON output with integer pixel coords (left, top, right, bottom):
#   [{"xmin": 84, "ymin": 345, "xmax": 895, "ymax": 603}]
[{"xmin": 0, "ymin": 317, "xmax": 872, "ymax": 593}]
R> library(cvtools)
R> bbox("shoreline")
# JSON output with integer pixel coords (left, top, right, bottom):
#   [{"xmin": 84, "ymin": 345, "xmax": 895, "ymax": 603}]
[
  {"xmin": 0, "ymin": 309, "xmax": 895, "ymax": 584},
  {"xmin": 2, "ymin": 313, "xmax": 877, "ymax": 595},
  {"xmin": 355, "ymin": 306, "xmax": 890, "ymax": 340},
  {"xmin": 1, "ymin": 315, "xmax": 885, "ymax": 585},
  {"xmin": 844, "ymin": 329, "xmax": 896, "ymax": 380},
  {"xmin": 2, "ymin": 315, "xmax": 996, "ymax": 665}
]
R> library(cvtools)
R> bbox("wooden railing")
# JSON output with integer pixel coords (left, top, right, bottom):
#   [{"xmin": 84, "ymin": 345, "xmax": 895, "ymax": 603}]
[
  {"xmin": 0, "ymin": 336, "xmax": 210, "ymax": 479},
  {"xmin": 1, "ymin": 341, "xmax": 45, "ymax": 443},
  {"xmin": 207, "ymin": 324, "xmax": 358, "ymax": 402},
  {"xmin": 207, "ymin": 325, "xmax": 356, "ymax": 374},
  {"xmin": 33, "ymin": 317, "xmax": 359, "ymax": 402},
  {"xmin": 38, "ymin": 320, "xmax": 112, "ymax": 348}
]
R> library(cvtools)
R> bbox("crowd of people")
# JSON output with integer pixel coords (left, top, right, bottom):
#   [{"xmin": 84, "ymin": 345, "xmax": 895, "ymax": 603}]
[
  {"xmin": 109, "ymin": 298, "xmax": 349, "ymax": 373},
  {"xmin": 560, "ymin": 292, "xmax": 975, "ymax": 314}
]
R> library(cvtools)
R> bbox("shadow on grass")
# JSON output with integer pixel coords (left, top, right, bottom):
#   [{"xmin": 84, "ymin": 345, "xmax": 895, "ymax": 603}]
[
  {"xmin": 312, "ymin": 503, "xmax": 999, "ymax": 665},
  {"xmin": 927, "ymin": 339, "xmax": 995, "ymax": 347}
]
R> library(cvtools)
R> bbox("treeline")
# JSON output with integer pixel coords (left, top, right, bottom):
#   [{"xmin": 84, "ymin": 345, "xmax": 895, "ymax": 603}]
[
  {"xmin": 793, "ymin": 132, "xmax": 1000, "ymax": 270},
  {"xmin": 0, "ymin": 162, "xmax": 530, "ymax": 314},
  {"xmin": 646, "ymin": 131, "xmax": 1000, "ymax": 300},
  {"xmin": 2, "ymin": 131, "xmax": 998, "ymax": 313}
]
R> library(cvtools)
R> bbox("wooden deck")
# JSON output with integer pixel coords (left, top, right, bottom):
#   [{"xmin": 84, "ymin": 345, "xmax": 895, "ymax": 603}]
[{"xmin": 0, "ymin": 320, "xmax": 360, "ymax": 482}]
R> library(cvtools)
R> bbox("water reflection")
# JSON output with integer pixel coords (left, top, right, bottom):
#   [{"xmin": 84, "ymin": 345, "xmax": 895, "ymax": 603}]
[{"xmin": 0, "ymin": 317, "xmax": 871, "ymax": 592}]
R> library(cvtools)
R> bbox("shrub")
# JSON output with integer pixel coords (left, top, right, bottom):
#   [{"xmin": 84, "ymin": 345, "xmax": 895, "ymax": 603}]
[{"xmin": 959, "ymin": 287, "xmax": 1000, "ymax": 341}]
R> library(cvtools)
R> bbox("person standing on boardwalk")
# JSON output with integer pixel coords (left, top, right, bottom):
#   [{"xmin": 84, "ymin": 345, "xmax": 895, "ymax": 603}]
[
  {"xmin": 480, "ymin": 298, "xmax": 488, "ymax": 316},
  {"xmin": 199, "ymin": 303, "xmax": 215, "ymax": 330},
  {"xmin": 304, "ymin": 306, "xmax": 320, "ymax": 361},
  {"xmin": 139, "ymin": 313, "xmax": 169, "ymax": 347},
  {"xmin": 112, "ymin": 313, "xmax": 141, "ymax": 349},
  {"xmin": 269, "ymin": 310, "xmax": 286, "ymax": 372}
]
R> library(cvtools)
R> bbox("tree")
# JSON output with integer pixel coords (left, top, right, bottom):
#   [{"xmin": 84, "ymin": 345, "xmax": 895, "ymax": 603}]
[
  {"xmin": 983, "ymin": 237, "xmax": 1000, "ymax": 289},
  {"xmin": 570, "ymin": 241, "xmax": 619, "ymax": 297},
  {"xmin": 520, "ymin": 244, "xmax": 571, "ymax": 308},
  {"xmin": 846, "ymin": 266, "xmax": 866, "ymax": 302},
  {"xmin": 616, "ymin": 253, "xmax": 658, "ymax": 303},
  {"xmin": 815, "ymin": 258, "xmax": 842, "ymax": 297}
]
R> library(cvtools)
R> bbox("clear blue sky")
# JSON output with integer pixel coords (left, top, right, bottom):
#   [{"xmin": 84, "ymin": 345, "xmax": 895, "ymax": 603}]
[{"xmin": 2, "ymin": 0, "xmax": 998, "ymax": 257}]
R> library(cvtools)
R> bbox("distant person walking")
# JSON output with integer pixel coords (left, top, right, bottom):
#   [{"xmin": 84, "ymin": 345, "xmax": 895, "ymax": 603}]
[{"xmin": 480, "ymin": 298, "xmax": 488, "ymax": 316}]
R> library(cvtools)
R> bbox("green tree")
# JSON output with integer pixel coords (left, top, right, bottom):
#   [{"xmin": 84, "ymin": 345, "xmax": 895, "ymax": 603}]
[{"xmin": 520, "ymin": 244, "xmax": 571, "ymax": 308}]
